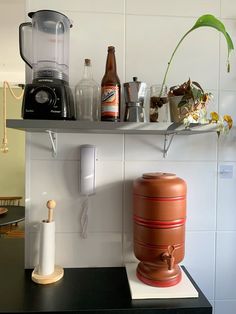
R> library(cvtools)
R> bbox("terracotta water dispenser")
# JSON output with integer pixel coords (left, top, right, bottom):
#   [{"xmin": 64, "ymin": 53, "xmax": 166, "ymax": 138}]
[{"xmin": 133, "ymin": 172, "xmax": 187, "ymax": 287}]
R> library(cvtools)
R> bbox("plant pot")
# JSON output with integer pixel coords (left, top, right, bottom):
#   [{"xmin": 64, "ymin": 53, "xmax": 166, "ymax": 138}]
[{"xmin": 169, "ymin": 95, "xmax": 192, "ymax": 123}]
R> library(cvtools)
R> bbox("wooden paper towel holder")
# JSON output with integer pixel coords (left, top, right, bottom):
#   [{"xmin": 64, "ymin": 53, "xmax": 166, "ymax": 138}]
[{"xmin": 32, "ymin": 200, "xmax": 64, "ymax": 284}]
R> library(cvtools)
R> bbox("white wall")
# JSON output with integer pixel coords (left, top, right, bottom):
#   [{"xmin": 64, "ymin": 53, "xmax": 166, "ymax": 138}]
[
  {"xmin": 0, "ymin": 1, "xmax": 25, "ymax": 201},
  {"xmin": 0, "ymin": 0, "xmax": 25, "ymax": 83},
  {"xmin": 24, "ymin": 1, "xmax": 236, "ymax": 313}
]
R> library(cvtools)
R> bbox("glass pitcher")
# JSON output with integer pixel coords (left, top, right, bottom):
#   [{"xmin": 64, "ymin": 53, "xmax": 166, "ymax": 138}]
[{"xmin": 19, "ymin": 10, "xmax": 72, "ymax": 82}]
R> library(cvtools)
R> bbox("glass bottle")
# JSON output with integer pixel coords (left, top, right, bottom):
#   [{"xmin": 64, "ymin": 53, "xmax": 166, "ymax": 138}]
[
  {"xmin": 75, "ymin": 59, "xmax": 100, "ymax": 121},
  {"xmin": 101, "ymin": 46, "xmax": 121, "ymax": 122}
]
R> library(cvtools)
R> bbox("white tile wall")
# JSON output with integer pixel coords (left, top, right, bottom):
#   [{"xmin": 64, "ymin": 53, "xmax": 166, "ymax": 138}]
[
  {"xmin": 28, "ymin": 0, "xmax": 125, "ymax": 14},
  {"xmin": 126, "ymin": 0, "xmax": 220, "ymax": 16},
  {"xmin": 183, "ymin": 231, "xmax": 215, "ymax": 300},
  {"xmin": 126, "ymin": 15, "xmax": 219, "ymax": 90},
  {"xmin": 219, "ymin": 19, "xmax": 236, "ymax": 91},
  {"xmin": 69, "ymin": 11, "xmax": 125, "ymax": 88},
  {"xmin": 215, "ymin": 232, "xmax": 236, "ymax": 299},
  {"xmin": 25, "ymin": 0, "xmax": 236, "ymax": 312},
  {"xmin": 0, "ymin": 0, "xmax": 25, "ymax": 82},
  {"xmin": 215, "ymin": 300, "xmax": 236, "ymax": 314},
  {"xmin": 217, "ymin": 162, "xmax": 236, "ymax": 230},
  {"xmin": 221, "ymin": 0, "xmax": 236, "ymax": 18}
]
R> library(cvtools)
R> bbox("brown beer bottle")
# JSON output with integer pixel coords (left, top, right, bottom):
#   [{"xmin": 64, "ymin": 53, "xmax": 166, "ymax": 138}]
[{"xmin": 101, "ymin": 46, "xmax": 121, "ymax": 121}]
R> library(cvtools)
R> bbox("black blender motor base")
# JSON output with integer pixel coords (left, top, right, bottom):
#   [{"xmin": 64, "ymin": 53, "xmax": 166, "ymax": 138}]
[{"xmin": 22, "ymin": 80, "xmax": 76, "ymax": 120}]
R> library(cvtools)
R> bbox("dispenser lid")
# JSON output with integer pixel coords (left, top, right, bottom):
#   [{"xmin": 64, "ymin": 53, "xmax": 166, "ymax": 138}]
[
  {"xmin": 134, "ymin": 172, "xmax": 187, "ymax": 197},
  {"xmin": 143, "ymin": 172, "xmax": 175, "ymax": 179}
]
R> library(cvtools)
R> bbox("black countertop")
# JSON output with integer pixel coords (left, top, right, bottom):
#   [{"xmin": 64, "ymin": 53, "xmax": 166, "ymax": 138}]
[{"xmin": 0, "ymin": 239, "xmax": 212, "ymax": 313}]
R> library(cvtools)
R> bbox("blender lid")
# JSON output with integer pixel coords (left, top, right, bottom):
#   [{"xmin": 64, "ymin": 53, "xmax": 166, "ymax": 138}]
[{"xmin": 28, "ymin": 10, "xmax": 73, "ymax": 28}]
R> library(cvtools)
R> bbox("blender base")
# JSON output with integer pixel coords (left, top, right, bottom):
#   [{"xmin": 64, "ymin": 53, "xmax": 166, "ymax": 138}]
[{"xmin": 22, "ymin": 80, "xmax": 76, "ymax": 120}]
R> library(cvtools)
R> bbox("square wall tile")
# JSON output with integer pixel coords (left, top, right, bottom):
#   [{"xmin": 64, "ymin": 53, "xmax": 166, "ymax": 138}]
[
  {"xmin": 124, "ymin": 134, "xmax": 164, "ymax": 161},
  {"xmin": 123, "ymin": 232, "xmax": 137, "ymax": 263},
  {"xmin": 124, "ymin": 133, "xmax": 217, "ymax": 161},
  {"xmin": 27, "ymin": 0, "xmax": 124, "ymax": 14},
  {"xmin": 124, "ymin": 161, "xmax": 217, "ymax": 232},
  {"xmin": 219, "ymin": 91, "xmax": 236, "ymax": 122},
  {"xmin": 218, "ymin": 128, "xmax": 236, "ymax": 162},
  {"xmin": 27, "ymin": 232, "xmax": 123, "ymax": 268},
  {"xmin": 29, "ymin": 160, "xmax": 123, "ymax": 233},
  {"xmin": 218, "ymin": 91, "xmax": 236, "ymax": 161},
  {"xmin": 0, "ymin": 0, "xmax": 25, "ymax": 76},
  {"xmin": 215, "ymin": 300, "xmax": 236, "ymax": 314},
  {"xmin": 55, "ymin": 232, "xmax": 123, "ymax": 267},
  {"xmin": 58, "ymin": 133, "xmax": 124, "ymax": 161},
  {"xmin": 217, "ymin": 162, "xmax": 236, "ymax": 230},
  {"xmin": 183, "ymin": 231, "xmax": 215, "ymax": 300},
  {"xmin": 69, "ymin": 11, "xmax": 124, "ymax": 88},
  {"xmin": 216, "ymin": 231, "xmax": 236, "ymax": 299},
  {"xmin": 28, "ymin": 133, "xmax": 54, "ymax": 160},
  {"xmin": 29, "ymin": 160, "xmax": 80, "ymax": 230},
  {"xmin": 126, "ymin": 15, "xmax": 219, "ymax": 90},
  {"xmin": 221, "ymin": 0, "xmax": 236, "ymax": 18},
  {"xmin": 29, "ymin": 133, "xmax": 124, "ymax": 161},
  {"xmin": 126, "ymin": 0, "xmax": 220, "ymax": 16},
  {"xmin": 219, "ymin": 19, "xmax": 236, "ymax": 91}
]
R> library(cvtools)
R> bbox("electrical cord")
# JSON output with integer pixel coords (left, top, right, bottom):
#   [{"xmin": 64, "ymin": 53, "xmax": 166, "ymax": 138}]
[
  {"xmin": 1, "ymin": 81, "xmax": 24, "ymax": 153},
  {"xmin": 80, "ymin": 196, "xmax": 89, "ymax": 238}
]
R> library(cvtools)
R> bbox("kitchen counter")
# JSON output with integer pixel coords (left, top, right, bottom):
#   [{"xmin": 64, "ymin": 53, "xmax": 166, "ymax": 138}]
[{"xmin": 0, "ymin": 238, "xmax": 212, "ymax": 313}]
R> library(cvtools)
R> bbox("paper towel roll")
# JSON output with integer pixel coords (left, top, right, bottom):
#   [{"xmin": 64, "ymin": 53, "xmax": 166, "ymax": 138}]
[{"xmin": 38, "ymin": 221, "xmax": 55, "ymax": 276}]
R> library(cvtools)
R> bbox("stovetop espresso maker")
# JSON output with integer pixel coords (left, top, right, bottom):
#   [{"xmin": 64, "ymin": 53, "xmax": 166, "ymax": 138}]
[
  {"xmin": 19, "ymin": 10, "xmax": 75, "ymax": 120},
  {"xmin": 123, "ymin": 77, "xmax": 147, "ymax": 122}
]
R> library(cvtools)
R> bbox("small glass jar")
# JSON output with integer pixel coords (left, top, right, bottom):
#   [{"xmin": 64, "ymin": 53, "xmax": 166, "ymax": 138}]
[{"xmin": 149, "ymin": 84, "xmax": 169, "ymax": 122}]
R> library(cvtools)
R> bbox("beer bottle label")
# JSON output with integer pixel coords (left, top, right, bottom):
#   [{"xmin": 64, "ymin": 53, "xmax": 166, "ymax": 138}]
[{"xmin": 101, "ymin": 85, "xmax": 119, "ymax": 118}]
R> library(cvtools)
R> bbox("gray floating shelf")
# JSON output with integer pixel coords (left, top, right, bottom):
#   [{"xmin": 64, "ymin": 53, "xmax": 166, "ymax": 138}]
[
  {"xmin": 6, "ymin": 119, "xmax": 218, "ymax": 135},
  {"xmin": 6, "ymin": 119, "xmax": 218, "ymax": 158}
]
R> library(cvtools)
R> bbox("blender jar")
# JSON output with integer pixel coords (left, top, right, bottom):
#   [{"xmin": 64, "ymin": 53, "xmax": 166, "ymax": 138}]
[{"xmin": 19, "ymin": 10, "xmax": 72, "ymax": 82}]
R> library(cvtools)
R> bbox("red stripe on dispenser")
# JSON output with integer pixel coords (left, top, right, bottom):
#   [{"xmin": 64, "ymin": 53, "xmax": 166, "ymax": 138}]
[{"xmin": 133, "ymin": 215, "xmax": 186, "ymax": 228}]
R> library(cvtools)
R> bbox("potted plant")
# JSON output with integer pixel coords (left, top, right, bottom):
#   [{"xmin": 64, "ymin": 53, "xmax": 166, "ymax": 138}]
[
  {"xmin": 159, "ymin": 14, "xmax": 234, "ymax": 131},
  {"xmin": 168, "ymin": 78, "xmax": 212, "ymax": 124}
]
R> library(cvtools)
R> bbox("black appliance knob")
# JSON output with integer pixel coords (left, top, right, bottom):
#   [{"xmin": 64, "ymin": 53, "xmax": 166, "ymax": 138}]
[{"xmin": 34, "ymin": 87, "xmax": 56, "ymax": 106}]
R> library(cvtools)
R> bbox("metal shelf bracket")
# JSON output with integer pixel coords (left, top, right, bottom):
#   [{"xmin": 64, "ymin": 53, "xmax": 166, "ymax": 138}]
[
  {"xmin": 46, "ymin": 130, "xmax": 57, "ymax": 157},
  {"xmin": 163, "ymin": 133, "xmax": 176, "ymax": 158}
]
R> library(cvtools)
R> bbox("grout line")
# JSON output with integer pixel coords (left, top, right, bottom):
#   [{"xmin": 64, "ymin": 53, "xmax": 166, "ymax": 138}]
[
  {"xmin": 121, "ymin": 132, "xmax": 126, "ymax": 265},
  {"xmin": 124, "ymin": 0, "xmax": 127, "ymax": 83},
  {"xmin": 213, "ymin": 0, "xmax": 222, "ymax": 304},
  {"xmin": 121, "ymin": 0, "xmax": 127, "ymax": 266}
]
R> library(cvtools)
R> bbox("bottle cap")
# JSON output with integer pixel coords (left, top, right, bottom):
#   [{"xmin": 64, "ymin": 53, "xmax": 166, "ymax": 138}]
[
  {"xmin": 108, "ymin": 46, "xmax": 115, "ymax": 51},
  {"xmin": 85, "ymin": 59, "xmax": 91, "ymax": 66}
]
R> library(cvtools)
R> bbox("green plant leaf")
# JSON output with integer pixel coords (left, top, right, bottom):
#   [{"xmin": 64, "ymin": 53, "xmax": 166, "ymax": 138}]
[
  {"xmin": 160, "ymin": 14, "xmax": 234, "ymax": 97},
  {"xmin": 190, "ymin": 14, "xmax": 234, "ymax": 71},
  {"xmin": 192, "ymin": 81, "xmax": 204, "ymax": 93}
]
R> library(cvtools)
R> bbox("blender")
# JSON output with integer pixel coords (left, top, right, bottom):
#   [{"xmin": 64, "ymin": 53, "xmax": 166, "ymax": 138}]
[
  {"xmin": 123, "ymin": 77, "xmax": 147, "ymax": 122},
  {"xmin": 19, "ymin": 10, "xmax": 76, "ymax": 120}
]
